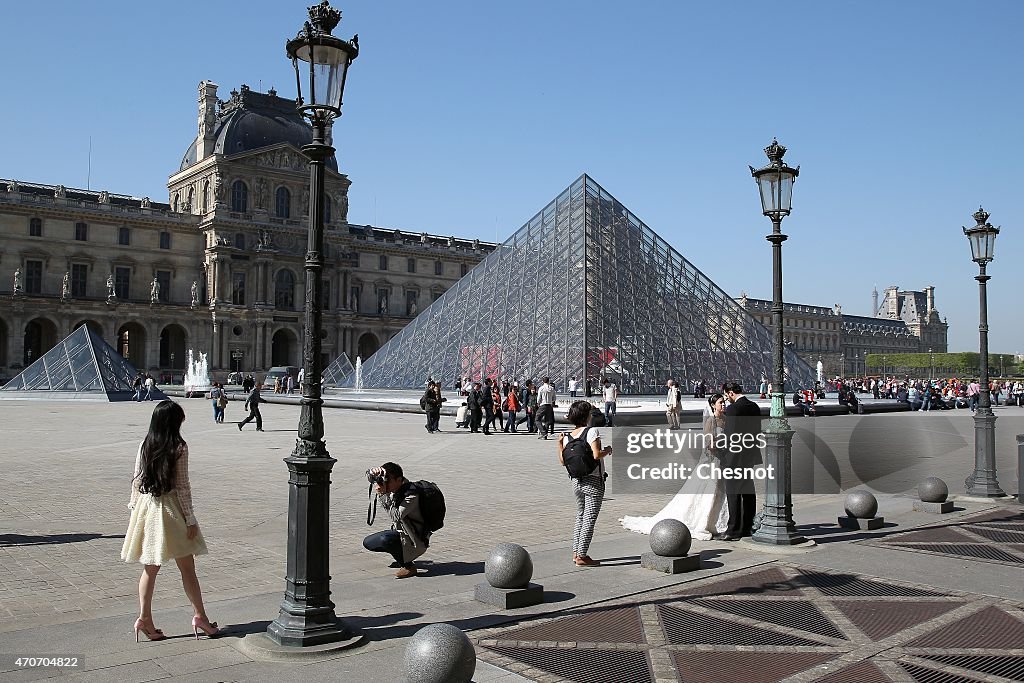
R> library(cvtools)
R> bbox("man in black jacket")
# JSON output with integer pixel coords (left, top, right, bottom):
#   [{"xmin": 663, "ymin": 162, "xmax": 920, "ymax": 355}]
[
  {"xmin": 716, "ymin": 382, "xmax": 763, "ymax": 540},
  {"xmin": 238, "ymin": 385, "xmax": 265, "ymax": 432},
  {"xmin": 479, "ymin": 378, "xmax": 495, "ymax": 435},
  {"xmin": 467, "ymin": 382, "xmax": 483, "ymax": 433}
]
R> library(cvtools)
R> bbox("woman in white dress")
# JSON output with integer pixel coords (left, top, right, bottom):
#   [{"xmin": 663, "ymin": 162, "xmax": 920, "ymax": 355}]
[
  {"xmin": 620, "ymin": 393, "xmax": 729, "ymax": 540},
  {"xmin": 121, "ymin": 400, "xmax": 220, "ymax": 641}
]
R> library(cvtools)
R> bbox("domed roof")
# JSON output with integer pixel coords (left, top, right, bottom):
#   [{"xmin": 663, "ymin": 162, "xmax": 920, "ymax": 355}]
[{"xmin": 179, "ymin": 85, "xmax": 338, "ymax": 172}]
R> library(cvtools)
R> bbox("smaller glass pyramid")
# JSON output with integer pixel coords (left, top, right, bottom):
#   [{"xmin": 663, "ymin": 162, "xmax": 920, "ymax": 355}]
[
  {"xmin": 0, "ymin": 325, "xmax": 161, "ymax": 401},
  {"xmin": 322, "ymin": 352, "xmax": 355, "ymax": 387}
]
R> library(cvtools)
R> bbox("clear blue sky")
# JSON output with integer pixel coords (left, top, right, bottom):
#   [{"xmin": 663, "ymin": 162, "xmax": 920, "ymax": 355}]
[{"xmin": 3, "ymin": 1, "xmax": 1021, "ymax": 355}]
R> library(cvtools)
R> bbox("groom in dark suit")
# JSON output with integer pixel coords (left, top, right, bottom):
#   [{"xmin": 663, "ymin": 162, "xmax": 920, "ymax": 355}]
[{"xmin": 715, "ymin": 382, "xmax": 763, "ymax": 540}]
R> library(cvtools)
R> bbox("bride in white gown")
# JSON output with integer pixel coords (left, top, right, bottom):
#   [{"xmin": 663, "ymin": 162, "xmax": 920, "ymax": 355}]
[{"xmin": 620, "ymin": 393, "xmax": 729, "ymax": 540}]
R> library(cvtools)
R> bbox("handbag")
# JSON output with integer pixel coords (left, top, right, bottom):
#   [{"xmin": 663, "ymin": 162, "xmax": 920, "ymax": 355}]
[{"xmin": 217, "ymin": 395, "xmax": 228, "ymax": 408}]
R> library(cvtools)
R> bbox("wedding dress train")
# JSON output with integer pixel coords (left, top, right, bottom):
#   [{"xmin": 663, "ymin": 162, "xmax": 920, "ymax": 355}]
[{"xmin": 619, "ymin": 449, "xmax": 729, "ymax": 540}]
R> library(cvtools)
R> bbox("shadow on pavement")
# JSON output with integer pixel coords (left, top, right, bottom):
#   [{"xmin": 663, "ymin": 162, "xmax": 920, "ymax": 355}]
[
  {"xmin": 0, "ymin": 533, "xmax": 124, "ymax": 547},
  {"xmin": 418, "ymin": 560, "xmax": 485, "ymax": 576}
]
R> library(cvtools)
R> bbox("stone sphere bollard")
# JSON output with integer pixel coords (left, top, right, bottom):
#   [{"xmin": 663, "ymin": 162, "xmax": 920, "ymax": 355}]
[
  {"xmin": 649, "ymin": 519, "xmax": 692, "ymax": 557},
  {"xmin": 844, "ymin": 490, "xmax": 878, "ymax": 519},
  {"xmin": 485, "ymin": 543, "xmax": 533, "ymax": 589},
  {"xmin": 405, "ymin": 623, "xmax": 476, "ymax": 683},
  {"xmin": 918, "ymin": 477, "xmax": 949, "ymax": 503}
]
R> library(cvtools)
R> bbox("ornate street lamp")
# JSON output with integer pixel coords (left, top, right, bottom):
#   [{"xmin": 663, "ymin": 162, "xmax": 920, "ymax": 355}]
[
  {"xmin": 266, "ymin": 1, "xmax": 359, "ymax": 647},
  {"xmin": 749, "ymin": 139, "xmax": 808, "ymax": 546},
  {"xmin": 963, "ymin": 207, "xmax": 1004, "ymax": 497}
]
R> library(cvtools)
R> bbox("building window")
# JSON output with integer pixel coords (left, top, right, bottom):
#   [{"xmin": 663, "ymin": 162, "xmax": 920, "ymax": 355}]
[
  {"xmin": 114, "ymin": 266, "xmax": 131, "ymax": 299},
  {"xmin": 71, "ymin": 264, "xmax": 88, "ymax": 298},
  {"xmin": 376, "ymin": 288, "xmax": 390, "ymax": 315},
  {"xmin": 432, "ymin": 291, "xmax": 442, "ymax": 303},
  {"xmin": 75, "ymin": 222, "xmax": 88, "ymax": 241},
  {"xmin": 29, "ymin": 217, "xmax": 42, "ymax": 237},
  {"xmin": 118, "ymin": 227, "xmax": 131, "ymax": 245},
  {"xmin": 407, "ymin": 257, "xmax": 416, "ymax": 273},
  {"xmin": 159, "ymin": 231, "xmax": 171, "ymax": 249},
  {"xmin": 378, "ymin": 255, "xmax": 388, "ymax": 271},
  {"xmin": 156, "ymin": 270, "xmax": 170, "ymax": 303},
  {"xmin": 324, "ymin": 195, "xmax": 332, "ymax": 224},
  {"xmin": 275, "ymin": 269, "xmax": 295, "ymax": 310},
  {"xmin": 231, "ymin": 271, "xmax": 246, "ymax": 305},
  {"xmin": 202, "ymin": 181, "xmax": 210, "ymax": 213},
  {"xmin": 322, "ymin": 278, "xmax": 330, "ymax": 310},
  {"xmin": 406, "ymin": 290, "xmax": 419, "ymax": 316},
  {"xmin": 275, "ymin": 187, "xmax": 291, "ymax": 218},
  {"xmin": 231, "ymin": 180, "xmax": 248, "ymax": 213},
  {"xmin": 24, "ymin": 260, "xmax": 43, "ymax": 294},
  {"xmin": 350, "ymin": 285, "xmax": 361, "ymax": 311},
  {"xmin": 460, "ymin": 263, "xmax": 467, "ymax": 277},
  {"xmin": 234, "ymin": 233, "xmax": 246, "ymax": 249},
  {"xmin": 434, "ymin": 260, "xmax": 442, "ymax": 276}
]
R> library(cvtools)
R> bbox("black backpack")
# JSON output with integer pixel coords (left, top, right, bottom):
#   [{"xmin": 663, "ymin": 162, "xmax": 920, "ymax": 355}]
[
  {"xmin": 401, "ymin": 480, "xmax": 446, "ymax": 542},
  {"xmin": 562, "ymin": 427, "xmax": 598, "ymax": 478}
]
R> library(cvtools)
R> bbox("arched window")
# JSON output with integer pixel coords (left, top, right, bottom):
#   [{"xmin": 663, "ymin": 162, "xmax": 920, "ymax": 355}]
[
  {"xmin": 275, "ymin": 269, "xmax": 296, "ymax": 310},
  {"xmin": 187, "ymin": 187, "xmax": 194, "ymax": 212},
  {"xmin": 234, "ymin": 233, "xmax": 246, "ymax": 249},
  {"xmin": 324, "ymin": 195, "xmax": 332, "ymax": 224},
  {"xmin": 275, "ymin": 187, "xmax": 291, "ymax": 218},
  {"xmin": 202, "ymin": 181, "xmax": 210, "ymax": 213},
  {"xmin": 173, "ymin": 194, "xmax": 179, "ymax": 213},
  {"xmin": 231, "ymin": 180, "xmax": 248, "ymax": 212}
]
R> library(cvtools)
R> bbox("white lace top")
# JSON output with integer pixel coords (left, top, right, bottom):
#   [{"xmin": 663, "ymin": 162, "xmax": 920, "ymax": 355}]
[{"xmin": 129, "ymin": 442, "xmax": 197, "ymax": 526}]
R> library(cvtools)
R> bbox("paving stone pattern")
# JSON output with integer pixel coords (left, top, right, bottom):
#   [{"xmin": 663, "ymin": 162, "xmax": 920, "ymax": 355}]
[
  {"xmin": 473, "ymin": 563, "xmax": 1024, "ymax": 683},
  {"xmin": 870, "ymin": 508, "xmax": 1024, "ymax": 566}
]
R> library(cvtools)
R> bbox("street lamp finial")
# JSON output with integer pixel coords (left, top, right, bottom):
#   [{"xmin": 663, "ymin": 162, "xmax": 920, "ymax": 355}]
[
  {"xmin": 764, "ymin": 138, "xmax": 787, "ymax": 166},
  {"xmin": 307, "ymin": 1, "xmax": 341, "ymax": 35},
  {"xmin": 972, "ymin": 206, "xmax": 990, "ymax": 226}
]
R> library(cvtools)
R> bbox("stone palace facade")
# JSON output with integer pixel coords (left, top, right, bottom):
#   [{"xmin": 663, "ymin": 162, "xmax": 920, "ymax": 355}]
[
  {"xmin": 738, "ymin": 285, "xmax": 948, "ymax": 378},
  {"xmin": 0, "ymin": 83, "xmax": 494, "ymax": 379}
]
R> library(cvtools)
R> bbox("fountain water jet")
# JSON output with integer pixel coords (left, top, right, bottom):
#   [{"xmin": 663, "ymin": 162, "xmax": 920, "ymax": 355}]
[
  {"xmin": 184, "ymin": 349, "xmax": 212, "ymax": 398},
  {"xmin": 354, "ymin": 356, "xmax": 363, "ymax": 393}
]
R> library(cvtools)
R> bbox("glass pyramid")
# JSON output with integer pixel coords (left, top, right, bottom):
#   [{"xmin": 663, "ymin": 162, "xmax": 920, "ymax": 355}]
[
  {"xmin": 322, "ymin": 351, "xmax": 355, "ymax": 387},
  {"xmin": 349, "ymin": 175, "xmax": 815, "ymax": 394},
  {"xmin": 0, "ymin": 324, "xmax": 161, "ymax": 401}
]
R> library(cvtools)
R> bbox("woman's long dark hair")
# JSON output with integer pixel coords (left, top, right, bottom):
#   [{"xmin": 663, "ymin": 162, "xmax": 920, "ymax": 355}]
[{"xmin": 137, "ymin": 400, "xmax": 187, "ymax": 497}]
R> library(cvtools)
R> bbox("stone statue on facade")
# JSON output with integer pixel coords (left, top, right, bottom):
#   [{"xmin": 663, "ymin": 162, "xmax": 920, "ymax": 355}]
[
  {"xmin": 339, "ymin": 192, "xmax": 349, "ymax": 222},
  {"xmin": 6, "ymin": 180, "xmax": 19, "ymax": 193},
  {"xmin": 61, "ymin": 271, "xmax": 70, "ymax": 301},
  {"xmin": 140, "ymin": 197, "xmax": 152, "ymax": 208},
  {"xmin": 97, "ymin": 190, "xmax": 110, "ymax": 204},
  {"xmin": 214, "ymin": 175, "xmax": 225, "ymax": 203},
  {"xmin": 378, "ymin": 292, "xmax": 388, "ymax": 315},
  {"xmin": 740, "ymin": 291, "xmax": 748, "ymax": 306},
  {"xmin": 106, "ymin": 273, "xmax": 116, "ymax": 301},
  {"xmin": 191, "ymin": 280, "xmax": 199, "ymax": 308},
  {"xmin": 447, "ymin": 235, "xmax": 455, "ymax": 248},
  {"xmin": 54, "ymin": 185, "xmax": 66, "ymax": 198},
  {"xmin": 254, "ymin": 178, "xmax": 268, "ymax": 210},
  {"xmin": 833, "ymin": 303, "xmax": 842, "ymax": 316},
  {"xmin": 472, "ymin": 238, "xmax": 480, "ymax": 251},
  {"xmin": 150, "ymin": 277, "xmax": 160, "ymax": 304},
  {"xmin": 12, "ymin": 267, "xmax": 23, "ymax": 295}
]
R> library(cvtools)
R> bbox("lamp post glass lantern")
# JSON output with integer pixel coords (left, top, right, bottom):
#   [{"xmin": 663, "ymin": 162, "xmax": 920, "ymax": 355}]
[
  {"xmin": 963, "ymin": 206, "xmax": 1004, "ymax": 497},
  {"xmin": 748, "ymin": 139, "xmax": 807, "ymax": 546},
  {"xmin": 265, "ymin": 1, "xmax": 359, "ymax": 648}
]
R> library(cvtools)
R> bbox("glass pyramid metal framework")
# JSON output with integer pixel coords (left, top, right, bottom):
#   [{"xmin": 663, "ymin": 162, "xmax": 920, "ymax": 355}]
[
  {"xmin": 351, "ymin": 175, "xmax": 815, "ymax": 394},
  {"xmin": 321, "ymin": 351, "xmax": 355, "ymax": 387},
  {"xmin": 0, "ymin": 324, "xmax": 162, "ymax": 401}
]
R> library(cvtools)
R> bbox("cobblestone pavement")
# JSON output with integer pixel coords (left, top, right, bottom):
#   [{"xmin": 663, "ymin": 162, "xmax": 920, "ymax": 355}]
[
  {"xmin": 474, "ymin": 556, "xmax": 1024, "ymax": 683},
  {"xmin": 0, "ymin": 400, "xmax": 1021, "ymax": 682}
]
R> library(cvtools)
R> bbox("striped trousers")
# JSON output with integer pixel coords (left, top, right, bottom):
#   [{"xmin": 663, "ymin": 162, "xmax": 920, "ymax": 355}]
[{"xmin": 572, "ymin": 473, "xmax": 605, "ymax": 557}]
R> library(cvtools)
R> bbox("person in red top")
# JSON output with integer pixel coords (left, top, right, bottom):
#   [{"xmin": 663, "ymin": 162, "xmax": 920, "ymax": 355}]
[{"xmin": 504, "ymin": 385, "xmax": 521, "ymax": 432}]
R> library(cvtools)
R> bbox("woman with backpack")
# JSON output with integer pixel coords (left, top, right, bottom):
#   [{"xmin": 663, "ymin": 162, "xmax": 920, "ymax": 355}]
[{"xmin": 558, "ymin": 400, "xmax": 612, "ymax": 567}]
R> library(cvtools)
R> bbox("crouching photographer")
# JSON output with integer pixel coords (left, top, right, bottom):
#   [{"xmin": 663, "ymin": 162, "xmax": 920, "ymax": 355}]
[{"xmin": 362, "ymin": 462, "xmax": 445, "ymax": 579}]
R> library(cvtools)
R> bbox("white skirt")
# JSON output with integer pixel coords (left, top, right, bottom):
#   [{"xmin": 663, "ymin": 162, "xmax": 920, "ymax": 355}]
[{"xmin": 121, "ymin": 490, "xmax": 207, "ymax": 566}]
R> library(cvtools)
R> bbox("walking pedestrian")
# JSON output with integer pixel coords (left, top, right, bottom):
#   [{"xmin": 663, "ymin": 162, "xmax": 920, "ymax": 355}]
[
  {"xmin": 238, "ymin": 385, "xmax": 264, "ymax": 431},
  {"xmin": 602, "ymin": 379, "xmax": 618, "ymax": 427},
  {"xmin": 537, "ymin": 376, "xmax": 556, "ymax": 439},
  {"xmin": 120, "ymin": 400, "xmax": 221, "ymax": 641},
  {"xmin": 665, "ymin": 379, "xmax": 682, "ymax": 429}
]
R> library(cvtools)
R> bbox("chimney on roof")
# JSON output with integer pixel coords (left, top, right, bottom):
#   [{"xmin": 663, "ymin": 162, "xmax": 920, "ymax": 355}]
[
  {"xmin": 872, "ymin": 285, "xmax": 878, "ymax": 317},
  {"xmin": 925, "ymin": 285, "xmax": 935, "ymax": 313},
  {"xmin": 197, "ymin": 81, "xmax": 219, "ymax": 162}
]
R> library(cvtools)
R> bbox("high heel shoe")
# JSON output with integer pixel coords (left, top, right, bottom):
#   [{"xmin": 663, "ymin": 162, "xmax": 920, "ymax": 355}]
[
  {"xmin": 191, "ymin": 615, "xmax": 221, "ymax": 639},
  {"xmin": 133, "ymin": 618, "xmax": 166, "ymax": 642}
]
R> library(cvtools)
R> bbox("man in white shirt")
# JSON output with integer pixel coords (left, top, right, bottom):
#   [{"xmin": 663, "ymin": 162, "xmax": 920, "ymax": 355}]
[
  {"xmin": 536, "ymin": 377, "xmax": 556, "ymax": 440},
  {"xmin": 665, "ymin": 379, "xmax": 682, "ymax": 429},
  {"xmin": 568, "ymin": 376, "xmax": 579, "ymax": 397},
  {"xmin": 602, "ymin": 380, "xmax": 618, "ymax": 427}
]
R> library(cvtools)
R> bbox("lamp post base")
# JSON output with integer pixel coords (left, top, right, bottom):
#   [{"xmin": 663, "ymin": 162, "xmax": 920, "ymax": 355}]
[
  {"xmin": 965, "ymin": 412, "xmax": 1004, "ymax": 497},
  {"xmin": 751, "ymin": 428, "xmax": 811, "ymax": 546}
]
